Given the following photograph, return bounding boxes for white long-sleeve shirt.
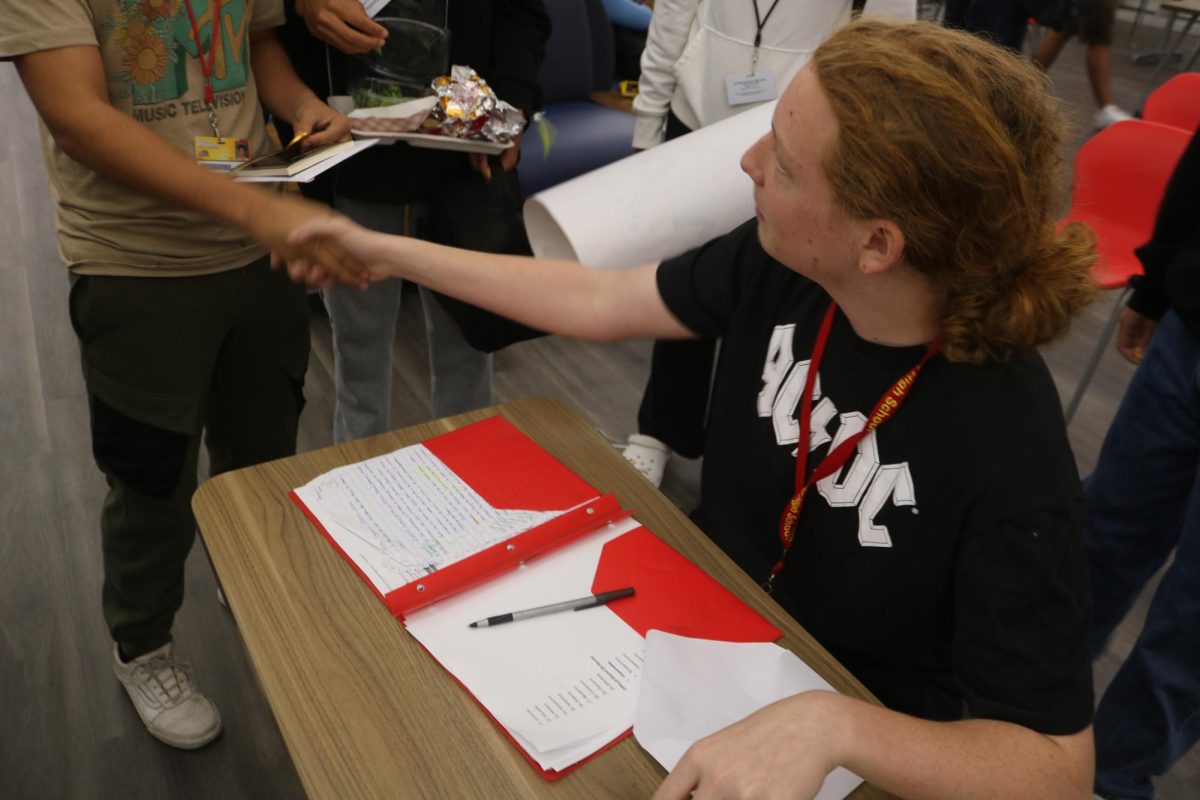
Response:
[631,0,853,148]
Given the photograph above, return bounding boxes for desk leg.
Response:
[1183,38,1200,72]
[1132,10,1180,65]
[1129,0,1152,45]
[1138,12,1197,109]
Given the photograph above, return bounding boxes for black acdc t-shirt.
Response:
[657,220,1093,735]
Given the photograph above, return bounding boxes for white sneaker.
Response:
[112,643,222,749]
[622,434,672,489]
[1093,104,1132,129]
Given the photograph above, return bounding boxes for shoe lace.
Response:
[133,653,195,707]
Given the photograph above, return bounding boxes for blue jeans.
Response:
[324,196,493,442]
[1085,310,1200,800]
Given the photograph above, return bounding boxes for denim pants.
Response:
[324,196,493,442]
[1085,310,1200,800]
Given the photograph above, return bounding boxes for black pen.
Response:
[468,587,636,628]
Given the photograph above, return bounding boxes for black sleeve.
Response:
[655,219,763,339]
[487,0,552,118]
[1129,128,1200,321]
[952,500,1094,735]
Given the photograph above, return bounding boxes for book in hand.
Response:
[233,138,357,177]
[290,416,782,779]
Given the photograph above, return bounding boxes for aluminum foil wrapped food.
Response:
[428,65,526,143]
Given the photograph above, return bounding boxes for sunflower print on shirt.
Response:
[104,0,254,106]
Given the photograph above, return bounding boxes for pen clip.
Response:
[284,130,311,153]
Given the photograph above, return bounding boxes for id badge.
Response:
[725,72,778,106]
[194,136,252,170]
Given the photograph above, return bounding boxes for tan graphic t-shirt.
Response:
[0,0,283,276]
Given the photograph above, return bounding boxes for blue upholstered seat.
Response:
[518,0,636,198]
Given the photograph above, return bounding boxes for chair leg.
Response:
[1130,0,1151,44]
[1065,285,1133,425]
[1138,12,1197,110]
[1183,37,1200,72]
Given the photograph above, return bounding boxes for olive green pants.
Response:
[69,257,308,658]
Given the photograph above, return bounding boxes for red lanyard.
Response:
[183,0,223,134]
[765,302,942,591]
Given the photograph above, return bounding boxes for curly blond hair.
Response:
[812,19,1097,363]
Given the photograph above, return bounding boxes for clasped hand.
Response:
[279,215,391,289]
[238,191,366,289]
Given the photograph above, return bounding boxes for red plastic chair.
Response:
[1143,72,1200,133]
[1062,119,1192,423]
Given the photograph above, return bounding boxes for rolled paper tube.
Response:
[523,101,775,269]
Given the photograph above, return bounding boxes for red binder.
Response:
[291,416,781,779]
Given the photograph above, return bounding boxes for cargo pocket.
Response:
[68,275,91,341]
[88,393,192,501]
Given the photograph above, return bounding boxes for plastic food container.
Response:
[358,17,449,89]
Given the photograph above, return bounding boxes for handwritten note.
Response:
[293,444,559,594]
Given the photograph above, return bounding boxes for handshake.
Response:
[245,190,392,290]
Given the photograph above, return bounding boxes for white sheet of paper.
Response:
[234,138,377,183]
[293,442,569,594]
[523,100,772,268]
[634,632,864,800]
[511,721,630,773]
[405,518,646,764]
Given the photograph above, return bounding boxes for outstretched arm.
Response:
[288,216,696,342]
[655,691,1093,800]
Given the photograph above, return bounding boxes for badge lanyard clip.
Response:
[183,0,223,139]
[206,103,221,139]
[750,0,781,76]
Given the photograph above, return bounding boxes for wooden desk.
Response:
[589,90,635,114]
[193,397,891,799]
